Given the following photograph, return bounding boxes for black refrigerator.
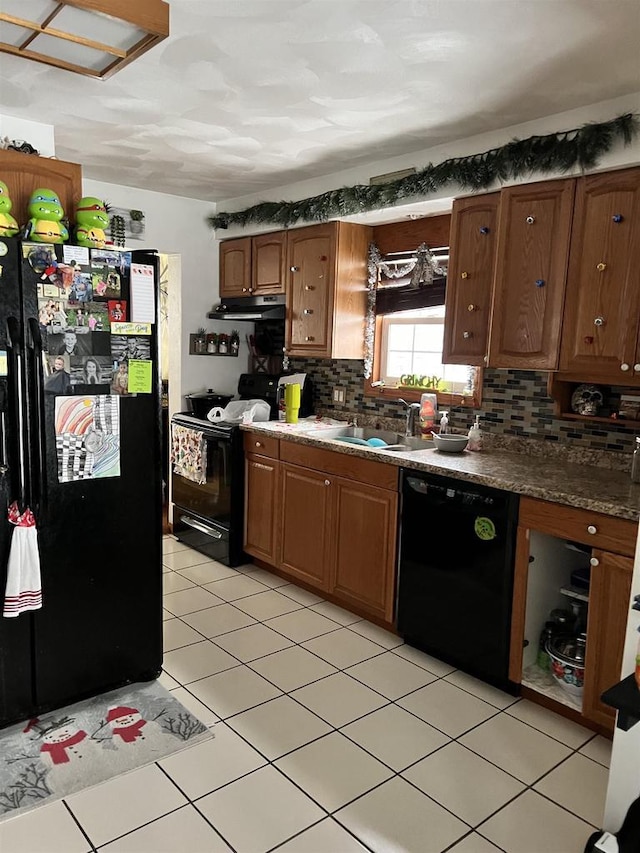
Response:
[0,238,163,729]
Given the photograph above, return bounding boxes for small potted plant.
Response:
[206,332,218,353]
[194,327,206,354]
[230,329,240,355]
[129,209,145,236]
[218,333,229,354]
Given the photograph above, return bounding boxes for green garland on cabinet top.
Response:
[209,113,638,230]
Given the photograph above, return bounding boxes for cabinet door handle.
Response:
[526,215,535,224]
[255,441,262,448]
[621,363,630,371]
[535,279,545,288]
[479,226,490,234]
[634,364,640,372]
[305,336,315,342]
[463,331,472,339]
[303,309,314,315]
[594,317,605,327]
[587,525,597,535]
[242,287,248,292]
[590,557,600,567]
[324,479,331,486]
[467,304,476,312]
[290,266,299,272]
[596,262,607,272]
[304,284,315,291]
[460,271,469,279]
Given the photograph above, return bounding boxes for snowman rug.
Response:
[0,680,212,821]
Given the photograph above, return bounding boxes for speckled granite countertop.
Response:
[241,421,640,522]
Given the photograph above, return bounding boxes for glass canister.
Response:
[419,392,437,439]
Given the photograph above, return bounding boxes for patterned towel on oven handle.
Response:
[171,424,207,485]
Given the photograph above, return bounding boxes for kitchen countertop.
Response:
[241,421,640,522]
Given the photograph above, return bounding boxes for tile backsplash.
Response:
[289,358,638,455]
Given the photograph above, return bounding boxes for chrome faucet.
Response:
[399,399,421,437]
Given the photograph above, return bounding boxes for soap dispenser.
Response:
[439,411,449,434]
[468,415,483,451]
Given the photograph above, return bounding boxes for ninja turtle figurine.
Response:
[0,180,19,237]
[75,196,109,248]
[23,187,68,243]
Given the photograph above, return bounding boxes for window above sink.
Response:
[364,219,482,408]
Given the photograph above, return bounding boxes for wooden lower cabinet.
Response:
[279,463,333,592]
[509,497,636,732]
[243,439,399,623]
[244,454,280,565]
[331,477,398,622]
[582,550,633,728]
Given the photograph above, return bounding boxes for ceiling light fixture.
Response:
[0,0,169,79]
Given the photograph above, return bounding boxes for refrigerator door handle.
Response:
[26,318,47,513]
[0,410,8,476]
[6,316,27,506]
[0,384,9,476]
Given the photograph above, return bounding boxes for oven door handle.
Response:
[180,514,223,540]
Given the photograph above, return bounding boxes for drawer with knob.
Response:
[519,496,637,557]
[243,431,280,460]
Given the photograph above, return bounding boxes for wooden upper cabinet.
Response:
[0,150,81,228]
[559,167,640,382]
[287,224,333,355]
[488,179,575,369]
[582,549,633,728]
[443,193,500,365]
[252,231,286,295]
[219,237,251,298]
[286,221,370,359]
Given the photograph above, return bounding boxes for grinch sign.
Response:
[400,374,446,391]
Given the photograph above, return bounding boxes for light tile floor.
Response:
[1,536,611,853]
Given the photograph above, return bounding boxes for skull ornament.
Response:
[571,384,604,416]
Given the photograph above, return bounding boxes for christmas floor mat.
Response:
[0,681,212,822]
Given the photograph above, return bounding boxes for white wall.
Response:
[0,115,55,157]
[82,179,254,406]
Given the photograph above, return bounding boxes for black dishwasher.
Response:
[397,470,519,691]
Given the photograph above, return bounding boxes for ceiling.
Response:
[0,0,639,203]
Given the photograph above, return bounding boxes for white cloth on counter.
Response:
[209,400,270,424]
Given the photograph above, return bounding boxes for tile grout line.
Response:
[61,799,98,853]
[161,552,607,849]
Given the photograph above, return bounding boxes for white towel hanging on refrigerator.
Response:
[3,502,42,618]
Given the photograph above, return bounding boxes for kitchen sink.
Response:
[383,436,429,452]
[313,426,399,444]
[309,426,430,452]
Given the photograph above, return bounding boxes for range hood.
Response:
[208,294,286,321]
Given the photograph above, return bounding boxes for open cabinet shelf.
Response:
[522,663,583,713]
[189,334,239,357]
[547,374,640,428]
